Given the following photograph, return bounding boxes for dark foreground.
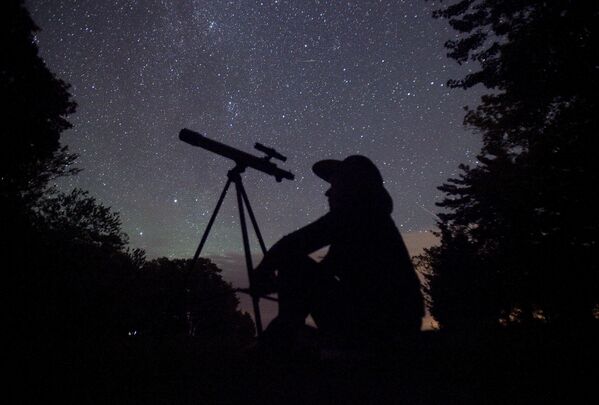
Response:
[19,326,598,404]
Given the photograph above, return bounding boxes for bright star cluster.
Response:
[28,0,482,264]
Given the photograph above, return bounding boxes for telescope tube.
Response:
[179,129,294,182]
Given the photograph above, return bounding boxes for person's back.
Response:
[320,207,424,342]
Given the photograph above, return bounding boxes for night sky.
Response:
[27,0,483,326]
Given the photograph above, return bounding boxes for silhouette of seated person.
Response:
[254,155,424,350]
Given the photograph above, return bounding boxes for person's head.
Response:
[312,155,392,213]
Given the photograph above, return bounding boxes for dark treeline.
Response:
[417,0,598,329]
[2,0,254,354]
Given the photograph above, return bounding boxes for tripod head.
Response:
[179,129,294,182]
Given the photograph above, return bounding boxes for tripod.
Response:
[187,163,276,336]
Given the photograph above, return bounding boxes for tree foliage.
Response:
[16,188,255,341]
[131,258,255,340]
[420,0,599,328]
[1,0,78,202]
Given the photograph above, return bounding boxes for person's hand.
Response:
[252,266,278,296]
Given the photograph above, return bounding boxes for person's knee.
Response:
[280,255,317,271]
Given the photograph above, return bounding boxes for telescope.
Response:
[179,129,294,182]
[179,128,292,335]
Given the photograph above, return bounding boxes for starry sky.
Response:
[27,1,483,323]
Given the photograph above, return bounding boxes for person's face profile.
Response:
[325,173,350,211]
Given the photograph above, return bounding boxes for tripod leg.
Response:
[234,179,264,336]
[238,181,268,255]
[189,178,232,269]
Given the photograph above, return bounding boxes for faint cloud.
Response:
[403,230,439,257]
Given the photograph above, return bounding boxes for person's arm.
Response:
[254,213,336,273]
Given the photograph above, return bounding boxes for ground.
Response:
[21,325,598,404]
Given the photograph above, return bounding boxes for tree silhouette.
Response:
[16,188,141,339]
[420,0,598,328]
[132,258,255,341]
[18,189,255,342]
[1,0,78,205]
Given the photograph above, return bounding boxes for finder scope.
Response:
[254,143,287,162]
[179,129,294,182]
